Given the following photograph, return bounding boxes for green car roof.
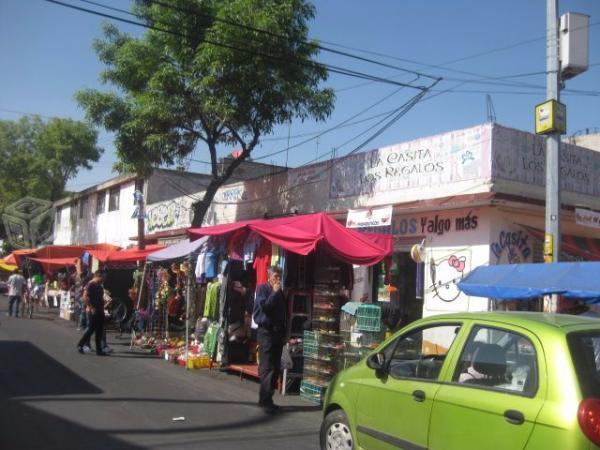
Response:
[420,311,600,333]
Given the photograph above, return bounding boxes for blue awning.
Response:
[458,262,600,301]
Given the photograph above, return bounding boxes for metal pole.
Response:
[185,256,192,368]
[545,0,561,312]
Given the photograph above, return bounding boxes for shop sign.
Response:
[393,211,478,237]
[146,201,192,233]
[492,126,599,197]
[575,208,600,230]
[329,125,491,199]
[346,205,393,228]
[490,230,532,264]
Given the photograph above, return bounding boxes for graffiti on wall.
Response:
[146,201,192,233]
[490,230,532,264]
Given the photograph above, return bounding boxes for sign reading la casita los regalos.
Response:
[329,125,492,199]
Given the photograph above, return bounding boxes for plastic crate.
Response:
[303,330,319,344]
[303,340,319,359]
[300,381,326,403]
[356,304,382,332]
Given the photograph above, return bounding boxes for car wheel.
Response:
[320,409,354,450]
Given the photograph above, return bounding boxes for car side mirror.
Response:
[367,352,387,371]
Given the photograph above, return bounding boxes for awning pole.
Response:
[185,255,192,367]
[130,262,149,351]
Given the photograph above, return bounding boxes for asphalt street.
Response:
[0,296,322,450]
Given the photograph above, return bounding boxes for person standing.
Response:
[7,269,26,318]
[252,266,286,413]
[77,270,108,356]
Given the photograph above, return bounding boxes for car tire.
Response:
[320,409,354,450]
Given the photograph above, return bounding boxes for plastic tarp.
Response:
[188,212,392,266]
[28,257,80,269]
[89,244,165,263]
[147,237,209,262]
[0,259,18,272]
[458,262,600,300]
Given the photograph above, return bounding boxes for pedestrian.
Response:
[77,270,109,356]
[7,269,26,318]
[252,266,286,413]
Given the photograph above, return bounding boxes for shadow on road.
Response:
[0,392,144,450]
[0,341,102,398]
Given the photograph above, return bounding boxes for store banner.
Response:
[346,205,393,228]
[575,208,600,230]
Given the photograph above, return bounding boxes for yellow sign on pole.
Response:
[544,233,554,263]
[535,99,567,135]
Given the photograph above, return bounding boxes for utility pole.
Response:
[545,0,561,312]
[135,179,146,250]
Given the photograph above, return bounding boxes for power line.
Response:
[46,0,432,91]
[132,0,441,82]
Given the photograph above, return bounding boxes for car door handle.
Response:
[504,409,525,425]
[412,390,426,402]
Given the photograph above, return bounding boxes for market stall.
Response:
[185,212,392,399]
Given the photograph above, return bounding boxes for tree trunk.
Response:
[190,180,221,227]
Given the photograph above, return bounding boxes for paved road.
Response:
[0,297,322,450]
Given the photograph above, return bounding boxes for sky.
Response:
[1,0,599,193]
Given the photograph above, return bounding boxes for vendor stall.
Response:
[184,212,392,400]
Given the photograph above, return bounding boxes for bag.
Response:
[281,344,293,370]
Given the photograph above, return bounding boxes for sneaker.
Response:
[96,351,110,356]
[77,346,85,354]
[82,345,92,354]
[102,346,113,354]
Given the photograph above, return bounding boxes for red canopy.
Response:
[29,257,80,270]
[188,212,392,266]
[4,249,36,266]
[88,244,165,263]
[520,225,600,261]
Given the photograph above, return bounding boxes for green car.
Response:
[320,312,600,450]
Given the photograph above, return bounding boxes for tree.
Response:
[0,116,102,207]
[76,0,334,227]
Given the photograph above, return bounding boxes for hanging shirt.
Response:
[195,252,206,279]
[253,239,272,285]
[243,234,261,264]
[205,252,217,279]
[203,281,221,319]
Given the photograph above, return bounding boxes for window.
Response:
[96,191,106,215]
[56,207,62,225]
[108,187,120,212]
[386,324,461,380]
[453,326,538,396]
[70,202,77,223]
[568,332,600,398]
[79,196,88,219]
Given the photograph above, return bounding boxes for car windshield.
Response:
[567,331,600,398]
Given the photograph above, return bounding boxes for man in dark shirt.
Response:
[77,270,108,356]
[252,266,286,413]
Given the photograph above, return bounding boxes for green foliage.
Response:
[0,116,102,208]
[77,0,334,224]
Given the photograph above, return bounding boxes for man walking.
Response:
[7,269,26,317]
[252,266,286,413]
[77,270,108,356]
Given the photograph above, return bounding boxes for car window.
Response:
[567,332,600,398]
[453,326,538,396]
[387,324,461,381]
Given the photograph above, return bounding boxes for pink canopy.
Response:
[188,212,392,266]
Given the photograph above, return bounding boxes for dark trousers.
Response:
[8,296,21,317]
[257,327,284,406]
[78,313,105,354]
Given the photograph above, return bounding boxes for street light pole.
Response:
[545,0,561,312]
